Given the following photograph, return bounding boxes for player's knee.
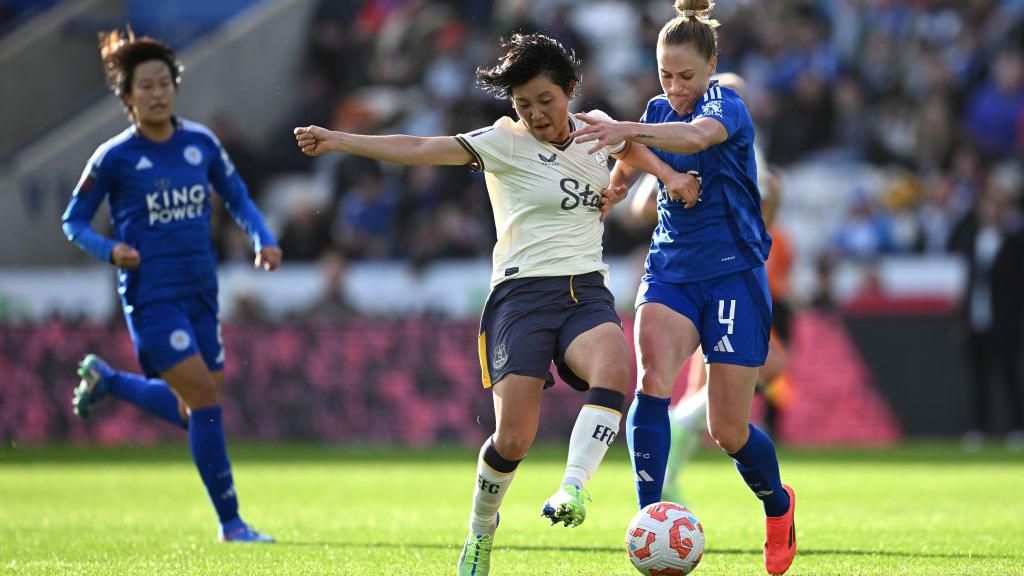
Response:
[171,377,220,409]
[709,422,747,454]
[637,370,673,397]
[591,361,631,393]
[492,429,534,461]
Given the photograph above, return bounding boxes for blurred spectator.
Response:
[302,249,357,323]
[210,115,268,201]
[833,190,896,260]
[916,173,960,254]
[231,288,271,324]
[964,50,1024,159]
[278,194,333,262]
[810,253,838,312]
[948,163,1024,447]
[335,160,400,259]
[228,0,1024,267]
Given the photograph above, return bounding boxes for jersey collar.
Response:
[549,115,575,151]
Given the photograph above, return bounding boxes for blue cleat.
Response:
[72,354,113,419]
[219,520,274,543]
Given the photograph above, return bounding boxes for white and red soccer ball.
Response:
[626,502,705,576]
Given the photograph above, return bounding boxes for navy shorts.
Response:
[636,266,772,367]
[124,292,224,378]
[478,271,621,390]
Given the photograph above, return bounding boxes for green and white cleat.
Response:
[663,415,695,504]
[541,484,591,527]
[457,531,494,576]
[72,354,113,420]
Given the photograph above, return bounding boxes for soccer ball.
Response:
[625,502,705,576]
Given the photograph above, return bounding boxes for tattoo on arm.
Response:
[636,133,656,141]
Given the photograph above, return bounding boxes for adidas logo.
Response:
[712,335,734,353]
[135,155,153,170]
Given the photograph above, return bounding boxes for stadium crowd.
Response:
[198,0,1024,270]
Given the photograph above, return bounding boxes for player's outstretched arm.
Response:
[574,113,727,156]
[294,125,472,167]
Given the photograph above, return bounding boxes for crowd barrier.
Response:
[0,311,900,445]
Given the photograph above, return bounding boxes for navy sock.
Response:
[626,392,671,509]
[188,406,240,525]
[729,423,790,517]
[107,371,187,429]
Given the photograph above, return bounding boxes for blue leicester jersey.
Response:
[642,81,771,283]
[62,118,277,307]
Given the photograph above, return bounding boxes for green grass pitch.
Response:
[1,444,1022,575]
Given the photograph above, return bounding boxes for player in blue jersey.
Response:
[296,33,697,576]
[571,1,797,574]
[61,29,279,543]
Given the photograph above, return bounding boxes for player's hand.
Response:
[599,185,628,222]
[664,170,702,209]
[572,112,628,155]
[110,243,140,269]
[256,246,282,271]
[293,125,334,157]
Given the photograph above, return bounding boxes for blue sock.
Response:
[729,423,790,517]
[626,392,671,509]
[107,372,187,429]
[188,406,240,526]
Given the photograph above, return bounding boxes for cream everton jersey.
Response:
[456,111,626,288]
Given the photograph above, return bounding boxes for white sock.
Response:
[469,441,516,536]
[671,385,708,435]
[562,404,621,489]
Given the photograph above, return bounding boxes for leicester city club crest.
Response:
[183,145,203,166]
[170,329,191,351]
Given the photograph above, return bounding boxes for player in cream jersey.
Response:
[456,111,625,287]
[295,33,697,576]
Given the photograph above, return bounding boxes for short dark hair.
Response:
[475,33,580,100]
[98,28,182,116]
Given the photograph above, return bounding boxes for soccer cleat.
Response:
[457,532,494,576]
[662,415,695,504]
[219,521,275,543]
[541,484,590,527]
[764,484,797,575]
[72,354,113,419]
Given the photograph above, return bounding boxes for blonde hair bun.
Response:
[674,0,715,20]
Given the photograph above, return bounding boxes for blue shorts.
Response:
[478,271,621,390]
[124,292,224,378]
[636,266,771,367]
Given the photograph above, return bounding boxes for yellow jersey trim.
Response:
[582,403,622,417]
[478,332,492,389]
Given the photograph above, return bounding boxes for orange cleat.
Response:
[764,484,796,575]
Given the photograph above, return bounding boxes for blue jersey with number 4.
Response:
[62,117,276,308]
[641,81,771,284]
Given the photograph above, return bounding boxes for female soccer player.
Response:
[571,2,798,574]
[295,33,696,576]
[62,29,280,543]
